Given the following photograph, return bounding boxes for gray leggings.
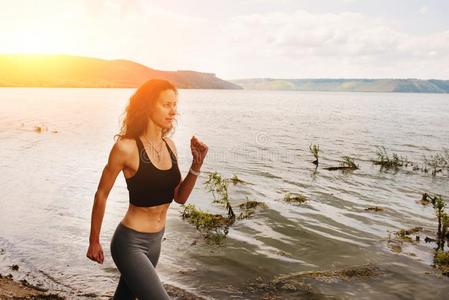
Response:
[110,222,171,300]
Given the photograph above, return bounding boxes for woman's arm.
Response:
[87,139,129,263]
[174,170,200,205]
[166,136,208,205]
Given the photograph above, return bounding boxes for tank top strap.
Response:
[135,137,147,162]
[162,138,177,161]
[135,136,144,150]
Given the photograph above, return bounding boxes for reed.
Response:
[309,144,320,165]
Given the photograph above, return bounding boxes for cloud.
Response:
[419,5,429,15]
[1,1,447,79]
[212,9,449,79]
[84,0,142,18]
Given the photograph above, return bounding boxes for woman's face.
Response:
[149,89,178,129]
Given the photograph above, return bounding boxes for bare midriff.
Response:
[120,202,170,233]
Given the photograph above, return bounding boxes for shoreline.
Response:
[0,272,207,300]
[0,273,64,299]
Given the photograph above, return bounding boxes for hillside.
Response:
[0,54,241,89]
[230,78,449,93]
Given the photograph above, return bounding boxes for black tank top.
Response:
[125,137,181,207]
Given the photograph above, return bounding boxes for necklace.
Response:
[143,137,164,162]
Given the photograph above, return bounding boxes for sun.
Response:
[7,26,71,54]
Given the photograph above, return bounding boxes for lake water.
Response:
[1,88,449,299]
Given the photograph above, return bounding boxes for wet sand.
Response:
[0,272,206,300]
[0,273,63,299]
[0,273,205,300]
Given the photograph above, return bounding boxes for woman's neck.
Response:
[142,124,163,142]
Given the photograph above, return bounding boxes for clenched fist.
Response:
[86,242,104,264]
[190,135,208,170]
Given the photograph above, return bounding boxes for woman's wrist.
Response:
[89,237,100,244]
[189,168,200,176]
[190,163,202,172]
[190,163,202,176]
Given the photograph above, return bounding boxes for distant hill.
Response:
[0,54,241,89]
[230,78,449,93]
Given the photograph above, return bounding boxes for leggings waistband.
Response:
[117,222,165,238]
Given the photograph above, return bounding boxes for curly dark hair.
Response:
[114,79,178,141]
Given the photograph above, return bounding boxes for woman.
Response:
[86,79,208,299]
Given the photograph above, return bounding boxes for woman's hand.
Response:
[86,242,104,264]
[190,135,208,170]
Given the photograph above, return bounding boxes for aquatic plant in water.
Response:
[432,195,449,250]
[434,250,449,275]
[424,152,448,176]
[180,204,233,244]
[242,264,382,299]
[341,156,358,169]
[237,198,267,220]
[283,192,307,204]
[365,206,384,212]
[372,146,408,170]
[181,171,263,244]
[204,171,235,220]
[229,174,246,185]
[309,144,320,165]
[395,227,423,242]
[416,193,449,275]
[324,156,359,171]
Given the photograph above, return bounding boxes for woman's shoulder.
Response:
[114,136,138,156]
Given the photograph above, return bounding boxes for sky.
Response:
[1,0,448,80]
